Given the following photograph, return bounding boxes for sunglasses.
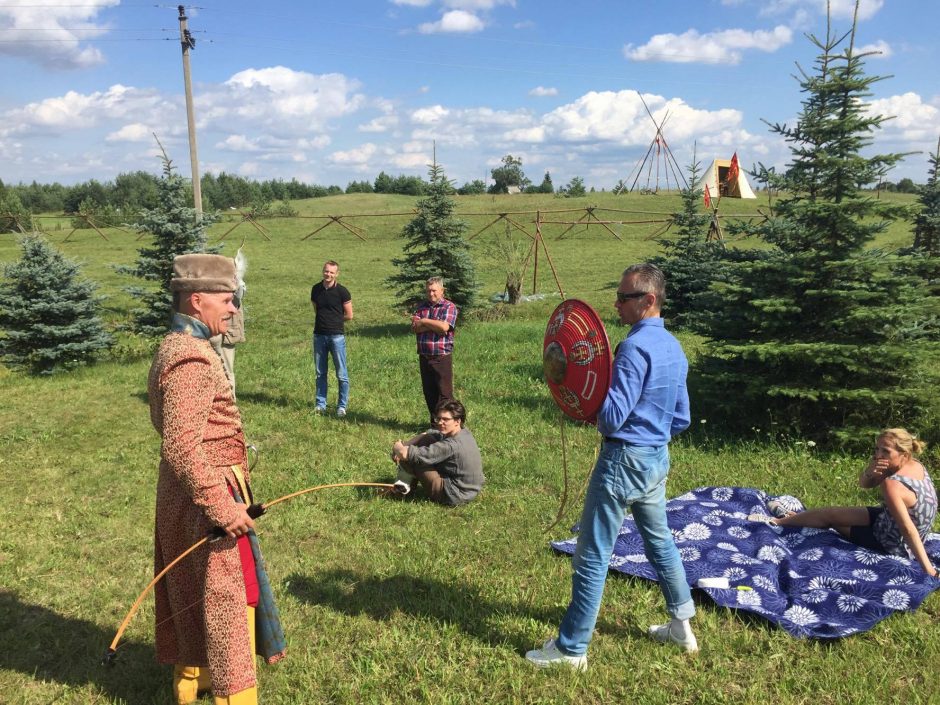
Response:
[616,291,648,303]
[434,416,456,423]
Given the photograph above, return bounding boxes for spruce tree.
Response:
[912,137,940,256]
[123,151,218,335]
[696,2,934,446]
[387,162,479,311]
[0,235,112,374]
[651,159,725,331]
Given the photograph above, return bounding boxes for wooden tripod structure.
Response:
[519,212,566,298]
[213,212,273,243]
[617,92,688,195]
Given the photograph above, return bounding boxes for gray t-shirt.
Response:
[406,428,484,505]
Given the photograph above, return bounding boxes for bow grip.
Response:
[209,504,265,540]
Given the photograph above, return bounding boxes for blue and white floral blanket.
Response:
[551,486,940,638]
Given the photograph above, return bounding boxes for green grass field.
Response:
[0,191,936,704]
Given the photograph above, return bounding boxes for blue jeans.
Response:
[556,442,694,656]
[313,334,349,409]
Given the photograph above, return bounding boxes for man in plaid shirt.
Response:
[411,276,458,421]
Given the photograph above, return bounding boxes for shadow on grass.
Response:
[286,569,560,653]
[0,590,167,703]
[349,323,410,339]
[237,393,419,432]
[237,389,298,409]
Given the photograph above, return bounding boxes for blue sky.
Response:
[1,0,937,189]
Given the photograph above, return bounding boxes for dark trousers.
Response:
[418,353,453,419]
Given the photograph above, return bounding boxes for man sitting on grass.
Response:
[390,399,484,506]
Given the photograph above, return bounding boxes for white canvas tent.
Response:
[698,158,757,199]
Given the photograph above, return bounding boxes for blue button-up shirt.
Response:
[596,317,691,446]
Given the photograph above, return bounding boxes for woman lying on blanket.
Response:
[766,428,938,577]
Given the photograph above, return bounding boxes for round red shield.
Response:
[543,299,612,423]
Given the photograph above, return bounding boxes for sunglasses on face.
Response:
[434,416,455,423]
[616,291,647,303]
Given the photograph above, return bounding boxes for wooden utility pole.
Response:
[178,5,202,216]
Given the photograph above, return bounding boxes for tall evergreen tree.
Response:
[538,171,554,194]
[696,2,934,446]
[0,235,112,374]
[122,150,218,335]
[651,159,726,331]
[387,162,478,311]
[912,137,940,256]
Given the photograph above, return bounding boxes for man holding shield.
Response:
[527,263,695,671]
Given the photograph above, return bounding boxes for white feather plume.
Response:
[234,247,247,302]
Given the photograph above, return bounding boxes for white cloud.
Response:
[625,25,793,64]
[514,20,535,29]
[866,92,940,143]
[105,123,152,143]
[392,151,431,168]
[759,0,883,21]
[828,0,883,20]
[216,135,262,152]
[0,0,117,69]
[856,40,891,58]
[328,142,378,165]
[529,86,558,97]
[503,126,545,143]
[297,136,332,150]
[359,115,400,133]
[2,85,170,136]
[211,67,364,130]
[418,10,485,34]
[412,105,450,124]
[541,91,743,147]
[392,0,434,5]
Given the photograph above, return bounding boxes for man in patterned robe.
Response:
[149,254,285,705]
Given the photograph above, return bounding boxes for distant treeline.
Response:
[0,169,450,215]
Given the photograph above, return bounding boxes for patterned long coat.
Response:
[148,332,256,697]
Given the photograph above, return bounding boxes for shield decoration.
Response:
[543,299,612,423]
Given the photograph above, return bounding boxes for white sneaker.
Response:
[525,639,587,672]
[648,619,698,653]
[336,407,347,418]
[395,467,415,492]
[392,480,412,495]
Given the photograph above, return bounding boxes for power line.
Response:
[0,3,166,6]
[0,27,196,31]
[0,37,172,42]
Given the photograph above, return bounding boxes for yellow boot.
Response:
[173,664,211,704]
[212,686,258,705]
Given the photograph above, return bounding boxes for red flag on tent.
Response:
[703,184,712,209]
[726,152,739,185]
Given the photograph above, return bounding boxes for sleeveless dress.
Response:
[872,470,938,558]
